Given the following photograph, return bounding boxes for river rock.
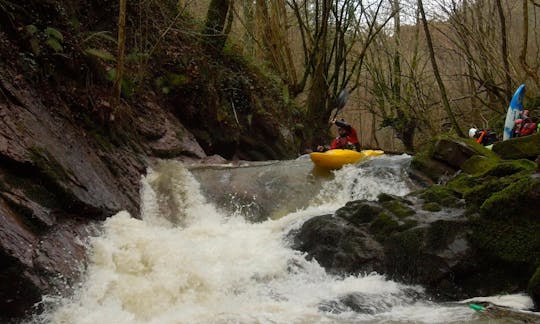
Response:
[292,213,385,274]
[492,133,540,160]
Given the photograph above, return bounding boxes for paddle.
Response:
[330,89,349,121]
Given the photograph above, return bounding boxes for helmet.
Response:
[515,118,523,125]
[468,128,477,138]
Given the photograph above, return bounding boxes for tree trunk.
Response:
[519,0,540,86]
[112,0,127,121]
[306,0,331,147]
[203,0,231,50]
[243,0,254,56]
[495,0,512,99]
[418,0,465,138]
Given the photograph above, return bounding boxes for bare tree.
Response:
[286,0,395,145]
[418,0,464,137]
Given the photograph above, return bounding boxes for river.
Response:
[32,154,535,323]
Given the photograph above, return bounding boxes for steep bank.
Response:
[0,1,299,320]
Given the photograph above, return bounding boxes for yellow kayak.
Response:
[309,149,384,170]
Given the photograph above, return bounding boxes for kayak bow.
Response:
[309,149,384,170]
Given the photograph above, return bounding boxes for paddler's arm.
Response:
[333,118,351,130]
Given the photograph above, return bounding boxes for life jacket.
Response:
[330,136,357,150]
[331,122,360,150]
[520,122,537,136]
[475,129,497,146]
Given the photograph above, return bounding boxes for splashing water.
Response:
[33,155,533,323]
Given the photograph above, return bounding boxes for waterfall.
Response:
[33,155,532,323]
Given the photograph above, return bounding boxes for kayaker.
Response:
[468,128,497,146]
[512,117,537,137]
[317,118,360,152]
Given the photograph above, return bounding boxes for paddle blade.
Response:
[336,89,349,110]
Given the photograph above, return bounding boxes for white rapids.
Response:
[33,155,533,323]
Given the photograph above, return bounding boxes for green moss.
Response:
[461,155,499,175]
[387,228,425,254]
[378,193,413,205]
[470,218,540,265]
[463,176,517,211]
[370,212,400,241]
[492,132,540,160]
[382,200,416,218]
[446,173,478,195]
[482,160,536,177]
[418,185,460,207]
[447,157,536,213]
[89,129,114,151]
[480,177,540,219]
[422,202,442,212]
[335,201,382,225]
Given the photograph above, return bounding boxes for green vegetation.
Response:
[422,202,442,212]
[370,212,400,242]
[418,185,461,207]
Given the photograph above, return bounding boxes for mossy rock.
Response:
[470,218,540,265]
[418,185,461,207]
[387,228,425,254]
[425,220,469,252]
[481,159,536,177]
[462,175,520,211]
[432,136,496,168]
[461,155,500,175]
[447,159,536,212]
[410,149,457,182]
[370,212,400,241]
[378,193,413,205]
[334,200,383,226]
[382,200,416,218]
[422,202,442,212]
[400,218,419,231]
[446,173,479,196]
[480,176,540,220]
[492,133,540,160]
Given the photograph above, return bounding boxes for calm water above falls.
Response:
[34,155,534,323]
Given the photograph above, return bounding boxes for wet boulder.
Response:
[292,212,385,275]
[291,194,478,300]
[492,133,540,160]
[410,136,493,183]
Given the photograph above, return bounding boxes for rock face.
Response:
[0,64,207,319]
[293,136,540,307]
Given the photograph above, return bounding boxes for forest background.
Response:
[3,0,540,154]
[188,0,540,153]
